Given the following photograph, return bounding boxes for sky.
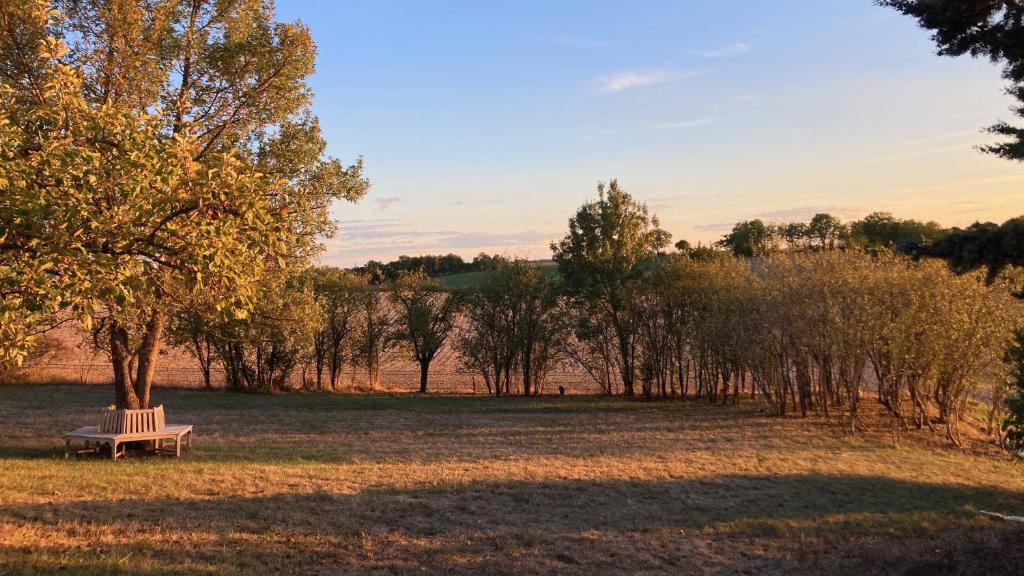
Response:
[274,0,1024,267]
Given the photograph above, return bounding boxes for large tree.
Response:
[718,219,778,257]
[849,211,947,249]
[389,271,459,393]
[551,180,670,396]
[0,1,367,407]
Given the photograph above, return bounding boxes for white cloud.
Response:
[690,42,750,59]
[597,69,694,92]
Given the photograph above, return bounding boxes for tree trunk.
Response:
[201,337,212,388]
[110,320,140,409]
[522,347,532,397]
[367,356,379,391]
[131,308,165,409]
[418,358,429,393]
[314,345,324,390]
[329,343,343,390]
[619,338,635,397]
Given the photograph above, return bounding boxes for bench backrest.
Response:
[99,405,165,434]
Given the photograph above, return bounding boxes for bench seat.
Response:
[65,424,193,460]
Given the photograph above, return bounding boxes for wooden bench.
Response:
[64,405,194,460]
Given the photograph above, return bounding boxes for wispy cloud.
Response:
[654,118,716,129]
[898,129,981,147]
[693,221,736,231]
[753,205,864,222]
[596,69,697,92]
[323,220,560,266]
[644,194,688,212]
[979,174,1024,184]
[689,42,750,59]
[373,196,402,211]
[863,144,971,164]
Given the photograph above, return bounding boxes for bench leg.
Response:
[175,435,181,458]
[64,439,70,459]
[186,431,193,451]
[111,440,118,461]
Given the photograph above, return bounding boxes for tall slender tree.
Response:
[552,180,670,396]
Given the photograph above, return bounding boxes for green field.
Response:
[438,261,559,289]
[1,385,1022,575]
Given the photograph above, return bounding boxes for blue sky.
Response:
[275,1,1024,266]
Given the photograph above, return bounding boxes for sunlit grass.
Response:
[0,385,1021,575]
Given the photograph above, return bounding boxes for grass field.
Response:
[1,385,1023,575]
[438,261,558,289]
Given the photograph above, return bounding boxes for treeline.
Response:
[169,262,564,396]
[351,253,508,283]
[620,252,1017,445]
[926,218,1024,284]
[551,182,1022,446]
[169,268,454,394]
[714,212,947,257]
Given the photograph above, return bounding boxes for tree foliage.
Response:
[849,211,946,249]
[352,286,401,391]
[552,179,670,396]
[1003,328,1024,452]
[716,212,945,256]
[354,253,505,283]
[306,267,365,391]
[0,0,367,406]
[925,216,1024,282]
[390,271,460,393]
[456,260,566,396]
[623,251,1020,445]
[718,219,778,256]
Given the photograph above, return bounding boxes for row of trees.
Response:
[163,177,1018,448]
[169,268,454,394]
[631,253,1017,445]
[168,262,566,397]
[716,212,948,257]
[550,183,1022,445]
[352,253,508,283]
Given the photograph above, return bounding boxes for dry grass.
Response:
[0,385,1022,575]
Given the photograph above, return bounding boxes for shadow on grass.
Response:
[0,383,747,416]
[1,384,777,463]
[2,474,1023,575]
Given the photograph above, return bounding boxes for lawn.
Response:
[0,386,1022,575]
